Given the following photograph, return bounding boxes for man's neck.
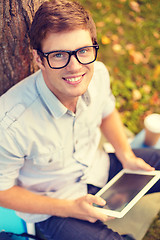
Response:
[64,99,78,113]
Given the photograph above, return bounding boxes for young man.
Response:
[0,0,159,239]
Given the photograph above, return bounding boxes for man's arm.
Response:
[100,108,154,171]
[0,185,109,223]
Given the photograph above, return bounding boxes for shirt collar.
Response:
[36,71,67,119]
[35,70,91,118]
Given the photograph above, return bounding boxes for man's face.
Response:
[34,29,95,109]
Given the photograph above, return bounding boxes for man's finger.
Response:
[86,194,106,206]
[138,158,155,171]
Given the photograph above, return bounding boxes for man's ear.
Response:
[32,50,45,70]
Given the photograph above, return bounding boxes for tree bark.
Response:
[0,0,46,96]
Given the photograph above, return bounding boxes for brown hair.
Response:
[29,0,97,51]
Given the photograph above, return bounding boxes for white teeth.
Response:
[65,76,81,82]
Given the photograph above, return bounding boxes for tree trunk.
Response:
[0,0,46,96]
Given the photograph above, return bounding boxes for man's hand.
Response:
[0,186,113,223]
[100,109,155,172]
[118,152,155,171]
[67,194,112,223]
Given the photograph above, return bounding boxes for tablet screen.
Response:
[100,173,154,212]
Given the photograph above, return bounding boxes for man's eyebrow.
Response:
[43,45,93,53]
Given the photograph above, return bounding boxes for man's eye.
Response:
[49,52,68,62]
[54,53,64,58]
[78,47,92,56]
[79,49,87,54]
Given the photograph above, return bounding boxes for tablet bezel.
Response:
[95,169,160,218]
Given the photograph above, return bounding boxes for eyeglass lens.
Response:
[47,46,97,69]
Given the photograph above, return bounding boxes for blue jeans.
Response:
[36,148,160,240]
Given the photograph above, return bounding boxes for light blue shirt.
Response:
[0,61,115,222]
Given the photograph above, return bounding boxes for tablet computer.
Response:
[94,169,160,218]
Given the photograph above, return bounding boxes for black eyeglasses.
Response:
[37,45,99,69]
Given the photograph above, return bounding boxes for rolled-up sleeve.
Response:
[0,128,24,190]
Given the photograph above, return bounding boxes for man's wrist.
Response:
[115,149,135,165]
[49,198,74,218]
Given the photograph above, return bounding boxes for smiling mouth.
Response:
[63,74,85,84]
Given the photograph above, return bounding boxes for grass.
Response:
[143,211,160,240]
[78,0,160,134]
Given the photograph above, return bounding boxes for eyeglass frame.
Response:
[37,44,99,69]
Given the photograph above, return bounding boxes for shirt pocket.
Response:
[32,148,64,171]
